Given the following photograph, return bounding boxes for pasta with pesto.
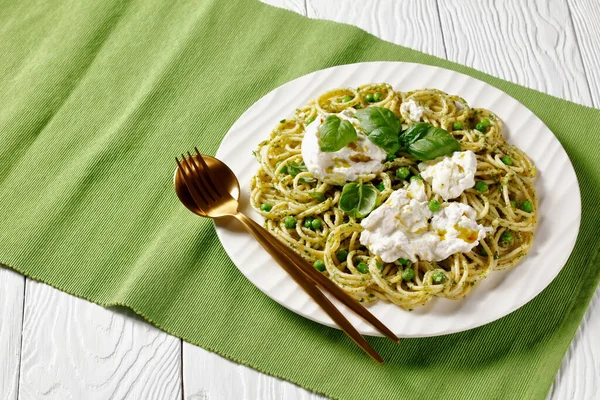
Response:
[251,83,537,310]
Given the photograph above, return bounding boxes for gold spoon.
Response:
[174,149,399,363]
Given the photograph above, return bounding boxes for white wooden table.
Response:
[1,1,599,399]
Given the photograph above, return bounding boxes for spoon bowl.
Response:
[174,155,240,217]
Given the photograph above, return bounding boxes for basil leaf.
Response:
[355,106,401,134]
[354,107,402,154]
[407,126,461,160]
[319,115,357,152]
[400,122,430,147]
[287,161,306,177]
[367,126,401,155]
[287,161,316,182]
[288,161,316,181]
[339,182,378,218]
[299,176,316,183]
[355,184,378,217]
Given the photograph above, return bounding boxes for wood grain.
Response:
[306,0,446,58]
[262,0,306,16]
[437,0,592,106]
[567,0,600,107]
[1,1,598,399]
[18,280,182,400]
[183,343,325,400]
[548,288,600,400]
[0,267,25,400]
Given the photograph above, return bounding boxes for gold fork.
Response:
[175,149,399,363]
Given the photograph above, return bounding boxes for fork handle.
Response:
[235,213,398,343]
[233,212,384,364]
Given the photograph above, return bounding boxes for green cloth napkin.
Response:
[1,0,599,398]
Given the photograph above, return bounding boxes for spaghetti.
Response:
[251,83,537,309]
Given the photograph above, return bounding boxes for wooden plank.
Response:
[306,0,447,58]
[0,267,25,400]
[182,343,325,400]
[262,0,306,15]
[18,279,182,400]
[567,0,600,107]
[437,0,593,106]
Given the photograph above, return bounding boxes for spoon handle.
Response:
[233,212,384,364]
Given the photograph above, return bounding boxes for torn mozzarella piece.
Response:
[360,180,431,262]
[359,180,490,263]
[429,203,491,261]
[400,99,425,122]
[418,151,477,200]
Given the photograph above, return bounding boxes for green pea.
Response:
[501,156,513,166]
[452,121,464,130]
[283,216,296,229]
[356,262,369,274]
[401,268,415,281]
[432,271,446,284]
[310,218,322,230]
[396,167,410,180]
[306,117,315,125]
[377,183,385,191]
[260,203,272,212]
[376,262,384,271]
[479,247,488,256]
[500,231,513,244]
[309,191,325,202]
[475,123,486,132]
[276,161,288,174]
[398,258,409,266]
[480,118,491,128]
[313,260,326,272]
[365,93,375,102]
[373,91,383,102]
[494,252,500,260]
[428,200,441,212]
[510,200,517,208]
[474,181,488,192]
[342,95,353,103]
[410,175,422,182]
[336,249,349,263]
[520,200,534,213]
[303,217,313,228]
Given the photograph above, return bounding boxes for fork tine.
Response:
[182,153,216,203]
[187,151,220,201]
[177,156,209,209]
[194,147,222,197]
[181,155,209,200]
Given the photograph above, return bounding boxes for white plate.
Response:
[214,62,581,337]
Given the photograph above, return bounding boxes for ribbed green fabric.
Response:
[1,0,599,398]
